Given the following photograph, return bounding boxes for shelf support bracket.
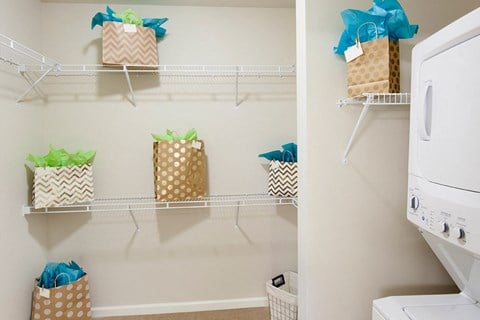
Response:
[342,98,372,164]
[20,71,46,101]
[17,67,52,103]
[128,205,140,232]
[235,201,241,228]
[123,66,137,108]
[234,68,240,107]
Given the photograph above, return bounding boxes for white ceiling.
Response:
[41,0,295,8]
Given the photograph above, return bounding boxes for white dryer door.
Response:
[417,34,480,192]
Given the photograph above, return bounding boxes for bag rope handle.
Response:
[54,273,71,288]
[356,21,379,43]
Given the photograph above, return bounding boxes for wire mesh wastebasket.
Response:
[266,271,298,320]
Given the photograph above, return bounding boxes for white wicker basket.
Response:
[266,271,298,320]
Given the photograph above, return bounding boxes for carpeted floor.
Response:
[95,307,270,320]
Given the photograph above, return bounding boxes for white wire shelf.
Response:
[23,194,296,215]
[0,32,295,107]
[337,92,410,107]
[23,194,297,230]
[339,93,411,163]
[0,33,58,68]
[22,64,296,77]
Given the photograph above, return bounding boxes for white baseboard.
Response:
[92,296,268,318]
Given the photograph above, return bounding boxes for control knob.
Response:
[410,196,420,211]
[436,222,449,234]
[452,227,466,240]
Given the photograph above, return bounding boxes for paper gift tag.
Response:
[345,40,364,62]
[271,161,280,170]
[39,287,50,299]
[123,24,137,33]
[192,141,202,150]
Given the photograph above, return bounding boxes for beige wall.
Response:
[297,1,479,320]
[0,0,48,319]
[38,2,297,315]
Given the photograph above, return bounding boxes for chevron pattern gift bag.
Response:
[32,165,94,209]
[102,21,158,66]
[267,160,298,197]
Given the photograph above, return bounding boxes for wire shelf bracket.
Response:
[338,93,411,163]
[22,194,298,230]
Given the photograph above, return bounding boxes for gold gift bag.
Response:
[102,21,158,66]
[31,274,92,320]
[346,24,400,97]
[153,140,207,201]
[32,164,94,209]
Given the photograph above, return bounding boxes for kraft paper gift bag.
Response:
[102,21,158,66]
[268,160,298,197]
[346,37,400,97]
[32,164,94,209]
[31,274,92,320]
[153,140,207,201]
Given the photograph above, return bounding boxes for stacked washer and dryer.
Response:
[373,7,480,320]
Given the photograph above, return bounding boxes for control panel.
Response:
[408,175,480,254]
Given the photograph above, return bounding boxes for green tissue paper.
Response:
[151,128,198,141]
[113,8,143,26]
[27,146,96,168]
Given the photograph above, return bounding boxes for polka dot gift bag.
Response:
[31,273,92,320]
[346,22,400,97]
[152,129,207,201]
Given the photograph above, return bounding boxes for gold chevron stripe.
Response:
[32,164,94,209]
[102,22,158,66]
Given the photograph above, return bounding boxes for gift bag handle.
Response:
[356,22,379,43]
[54,273,71,288]
[282,150,295,163]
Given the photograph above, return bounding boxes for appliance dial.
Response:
[453,228,465,240]
[436,222,449,233]
[410,196,420,210]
